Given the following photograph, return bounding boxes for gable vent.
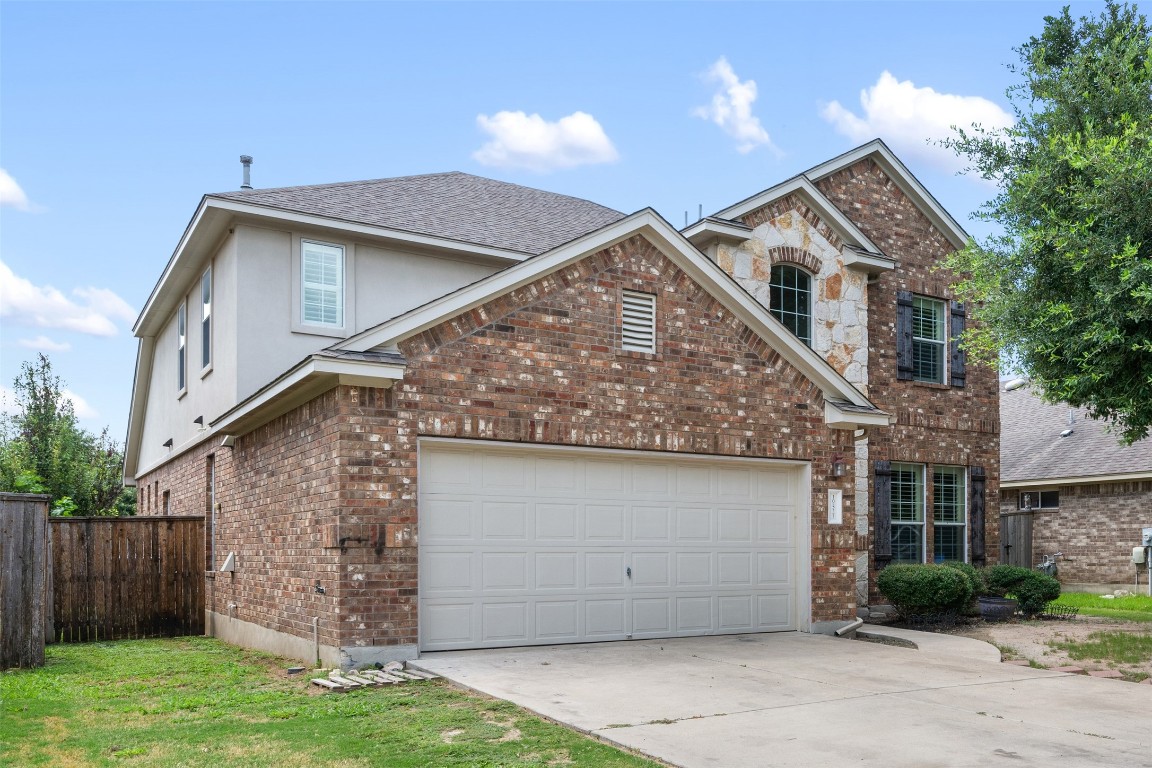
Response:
[621,290,657,353]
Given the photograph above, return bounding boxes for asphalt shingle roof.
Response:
[211,172,625,256]
[1000,387,1152,483]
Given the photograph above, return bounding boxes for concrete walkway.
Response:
[856,624,1004,664]
[414,632,1152,768]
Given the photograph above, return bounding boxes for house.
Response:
[1000,386,1152,585]
[124,140,1000,667]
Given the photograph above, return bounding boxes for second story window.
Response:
[912,296,946,383]
[301,240,345,328]
[897,291,965,386]
[176,302,187,394]
[769,265,812,346]
[201,267,212,371]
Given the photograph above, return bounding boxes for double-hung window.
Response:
[769,265,812,346]
[933,467,966,562]
[176,302,187,394]
[890,463,925,563]
[301,240,345,328]
[200,267,212,371]
[912,296,946,383]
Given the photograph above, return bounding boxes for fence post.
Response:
[0,493,50,668]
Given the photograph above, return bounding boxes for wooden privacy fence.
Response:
[51,516,205,642]
[1,493,51,668]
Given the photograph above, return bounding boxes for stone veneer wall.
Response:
[1001,483,1152,584]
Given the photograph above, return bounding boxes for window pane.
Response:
[893,524,924,563]
[934,526,964,563]
[913,339,943,383]
[301,242,344,326]
[933,468,965,524]
[769,265,812,347]
[891,463,923,522]
[912,297,946,383]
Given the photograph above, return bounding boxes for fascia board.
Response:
[1001,471,1152,489]
[803,140,969,250]
[206,198,532,263]
[331,210,662,352]
[209,356,405,435]
[712,177,883,255]
[337,208,878,415]
[122,337,154,484]
[134,198,218,335]
[681,219,752,246]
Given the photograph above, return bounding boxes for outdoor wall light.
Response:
[831,454,848,477]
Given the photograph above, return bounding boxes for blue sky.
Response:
[0,1,1103,442]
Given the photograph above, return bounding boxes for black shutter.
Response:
[896,291,914,381]
[874,461,893,565]
[950,301,967,388]
[969,466,986,566]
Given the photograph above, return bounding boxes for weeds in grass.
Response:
[1048,631,1152,665]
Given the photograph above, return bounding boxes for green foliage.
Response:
[0,354,134,516]
[982,564,1061,616]
[942,2,1152,443]
[1049,630,1152,664]
[0,638,655,767]
[877,563,974,617]
[941,561,987,609]
[1050,591,1152,622]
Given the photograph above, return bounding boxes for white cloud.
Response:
[821,71,1013,172]
[694,58,778,155]
[0,260,136,337]
[62,389,98,420]
[0,385,96,419]
[473,111,619,172]
[0,169,34,211]
[18,335,72,353]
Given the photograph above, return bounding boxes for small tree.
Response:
[0,354,133,516]
[943,1,1152,443]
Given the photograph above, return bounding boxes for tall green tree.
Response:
[0,354,133,515]
[943,1,1152,442]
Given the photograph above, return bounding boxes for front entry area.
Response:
[418,439,809,651]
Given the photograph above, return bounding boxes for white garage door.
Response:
[418,440,807,652]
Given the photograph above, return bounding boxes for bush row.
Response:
[877,562,1060,619]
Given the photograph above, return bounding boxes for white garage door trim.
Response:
[417,438,812,652]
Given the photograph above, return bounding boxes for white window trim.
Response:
[932,466,967,563]
[890,462,925,563]
[769,264,813,347]
[200,265,213,377]
[292,236,355,337]
[176,301,188,398]
[912,295,947,384]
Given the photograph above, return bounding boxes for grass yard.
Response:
[1049,592,1152,623]
[0,637,658,768]
[1049,631,1152,666]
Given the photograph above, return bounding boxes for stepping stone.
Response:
[1052,666,1085,674]
[1086,670,1125,678]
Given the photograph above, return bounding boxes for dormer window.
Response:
[769,265,812,346]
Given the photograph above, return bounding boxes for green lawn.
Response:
[1050,592,1152,623]
[1,637,657,768]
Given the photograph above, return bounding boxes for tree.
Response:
[943,1,1152,443]
[0,354,134,515]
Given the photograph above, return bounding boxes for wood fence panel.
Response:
[50,516,204,643]
[0,493,50,668]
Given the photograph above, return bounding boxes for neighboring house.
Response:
[124,140,999,667]
[1000,386,1152,584]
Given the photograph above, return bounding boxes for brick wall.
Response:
[1002,483,1152,584]
[815,159,1001,597]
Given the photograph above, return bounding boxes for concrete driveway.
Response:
[413,631,1152,768]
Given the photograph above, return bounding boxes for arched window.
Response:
[769,264,812,346]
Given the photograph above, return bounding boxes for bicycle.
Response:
[1036,551,1062,578]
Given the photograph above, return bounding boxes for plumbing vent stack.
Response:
[240,155,253,189]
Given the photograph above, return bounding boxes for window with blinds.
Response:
[301,240,344,327]
[621,290,656,353]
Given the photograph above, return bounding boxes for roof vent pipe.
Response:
[240,155,253,189]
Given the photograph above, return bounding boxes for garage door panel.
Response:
[585,552,627,588]
[419,443,803,651]
[536,503,578,540]
[536,552,578,589]
[482,602,529,642]
[482,501,528,540]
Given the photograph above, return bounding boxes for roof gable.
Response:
[331,209,887,428]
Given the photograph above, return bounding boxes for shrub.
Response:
[942,562,986,603]
[981,565,1061,617]
[877,563,973,617]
